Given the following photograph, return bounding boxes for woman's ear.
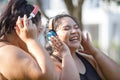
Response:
[48,18,54,30]
[14,16,21,34]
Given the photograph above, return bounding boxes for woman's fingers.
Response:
[50,36,63,51]
[81,32,91,43]
[81,32,86,41]
[15,16,23,35]
[15,14,38,42]
[16,14,30,30]
[86,32,91,41]
[23,15,28,29]
[16,16,23,29]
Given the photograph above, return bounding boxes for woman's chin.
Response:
[69,44,80,50]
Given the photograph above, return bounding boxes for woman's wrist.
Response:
[25,39,38,45]
[61,49,71,58]
[25,39,41,52]
[92,48,100,58]
[53,49,70,58]
[52,51,71,63]
[62,53,70,58]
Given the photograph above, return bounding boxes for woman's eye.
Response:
[74,25,79,29]
[63,27,69,30]
[63,26,70,30]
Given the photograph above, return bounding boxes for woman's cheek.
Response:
[57,31,68,41]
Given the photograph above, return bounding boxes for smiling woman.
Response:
[46,14,120,80]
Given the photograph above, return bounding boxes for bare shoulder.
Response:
[77,52,94,60]
[77,52,97,68]
[0,44,29,62]
[0,45,41,79]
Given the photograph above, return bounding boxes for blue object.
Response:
[46,30,57,41]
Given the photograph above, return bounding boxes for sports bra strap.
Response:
[76,52,101,80]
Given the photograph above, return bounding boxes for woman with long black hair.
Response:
[0,0,58,80]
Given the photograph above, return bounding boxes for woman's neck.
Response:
[69,47,77,56]
[3,32,28,52]
[6,33,19,45]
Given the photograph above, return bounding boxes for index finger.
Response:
[81,32,86,41]
[23,14,28,28]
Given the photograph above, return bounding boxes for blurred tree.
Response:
[103,0,120,5]
[36,0,49,19]
[35,0,84,31]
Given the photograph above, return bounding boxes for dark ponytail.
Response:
[0,0,41,37]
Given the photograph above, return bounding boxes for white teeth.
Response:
[72,37,77,39]
[70,36,78,41]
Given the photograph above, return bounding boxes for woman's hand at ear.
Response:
[80,32,98,56]
[15,14,37,43]
[49,36,70,58]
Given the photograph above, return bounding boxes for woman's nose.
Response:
[71,28,77,33]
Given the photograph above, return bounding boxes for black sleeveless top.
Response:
[76,53,101,80]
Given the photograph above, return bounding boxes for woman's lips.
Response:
[69,36,79,41]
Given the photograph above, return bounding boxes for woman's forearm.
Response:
[61,54,80,80]
[26,39,58,80]
[93,49,120,80]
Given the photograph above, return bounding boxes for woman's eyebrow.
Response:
[63,24,70,27]
[73,24,78,26]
